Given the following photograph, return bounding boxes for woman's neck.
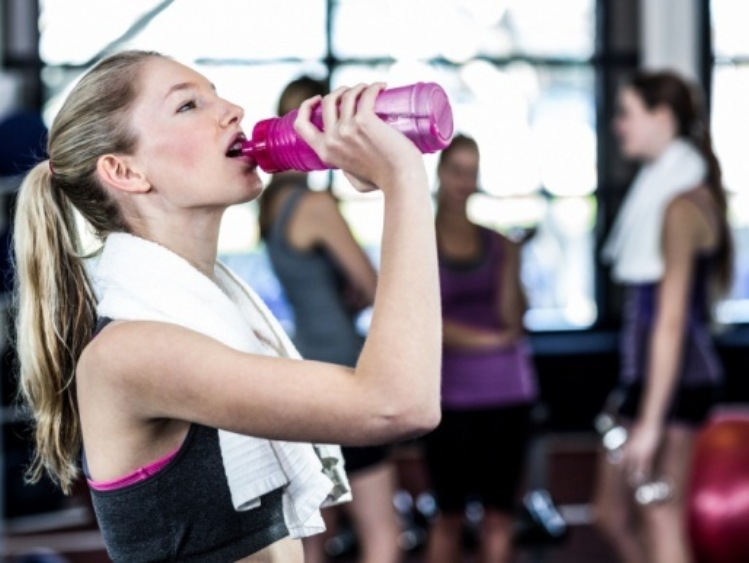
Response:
[436,203,472,232]
[130,209,223,278]
[646,135,680,163]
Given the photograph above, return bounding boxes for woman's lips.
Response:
[226,133,247,157]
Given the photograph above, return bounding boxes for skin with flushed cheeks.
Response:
[126,57,262,210]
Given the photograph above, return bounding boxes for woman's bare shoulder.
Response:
[77,320,219,387]
[299,190,339,216]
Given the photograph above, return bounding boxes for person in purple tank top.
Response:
[595,71,733,563]
[423,134,539,563]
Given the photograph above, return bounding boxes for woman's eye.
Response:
[177,100,196,113]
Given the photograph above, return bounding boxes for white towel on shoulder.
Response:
[602,138,707,283]
[89,232,351,539]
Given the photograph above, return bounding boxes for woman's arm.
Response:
[442,321,517,350]
[624,197,700,481]
[301,191,378,305]
[81,321,431,446]
[81,83,441,446]
[496,235,527,339]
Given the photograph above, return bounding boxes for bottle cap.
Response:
[423,84,454,152]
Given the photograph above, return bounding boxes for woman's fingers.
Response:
[339,83,368,122]
[297,81,422,193]
[629,462,647,486]
[321,86,348,132]
[357,82,387,116]
[294,95,324,148]
[624,445,652,486]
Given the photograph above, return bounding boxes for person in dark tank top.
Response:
[12,51,442,562]
[595,70,733,563]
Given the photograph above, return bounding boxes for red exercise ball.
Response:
[688,408,749,563]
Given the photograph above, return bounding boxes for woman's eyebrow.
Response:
[164,81,217,100]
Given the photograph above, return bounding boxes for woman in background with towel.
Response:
[12,50,441,562]
[595,71,732,563]
[259,76,402,563]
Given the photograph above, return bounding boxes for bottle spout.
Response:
[241,139,255,158]
[237,139,260,170]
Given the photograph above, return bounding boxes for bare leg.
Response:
[640,425,695,563]
[426,511,464,563]
[302,506,339,563]
[478,509,513,563]
[593,448,646,563]
[391,443,432,500]
[344,461,402,563]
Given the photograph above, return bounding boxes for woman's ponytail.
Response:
[691,117,734,296]
[13,161,96,493]
[11,50,161,492]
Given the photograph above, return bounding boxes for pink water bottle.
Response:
[241,82,454,173]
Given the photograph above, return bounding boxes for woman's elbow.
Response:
[376,397,441,442]
[411,402,441,436]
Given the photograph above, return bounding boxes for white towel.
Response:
[89,232,351,539]
[602,138,707,283]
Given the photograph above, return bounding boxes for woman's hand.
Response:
[442,320,521,351]
[623,421,663,485]
[293,83,425,194]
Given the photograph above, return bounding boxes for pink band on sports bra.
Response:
[87,447,180,491]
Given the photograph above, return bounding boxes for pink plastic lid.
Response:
[425,84,454,151]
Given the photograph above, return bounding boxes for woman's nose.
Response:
[221,100,245,127]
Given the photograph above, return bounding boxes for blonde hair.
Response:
[14,50,164,493]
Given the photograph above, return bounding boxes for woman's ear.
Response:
[96,154,151,194]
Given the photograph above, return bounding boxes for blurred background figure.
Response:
[596,70,733,563]
[258,76,402,563]
[424,134,539,563]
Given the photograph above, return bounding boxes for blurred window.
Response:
[710,0,749,323]
[39,0,597,331]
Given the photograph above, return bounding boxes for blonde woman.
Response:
[14,51,441,562]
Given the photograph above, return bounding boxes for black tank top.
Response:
[84,318,288,562]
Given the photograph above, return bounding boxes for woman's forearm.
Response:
[639,319,684,427]
[637,198,696,430]
[443,320,521,350]
[355,167,441,427]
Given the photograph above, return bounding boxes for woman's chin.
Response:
[242,179,264,202]
[235,172,263,197]
[619,143,644,161]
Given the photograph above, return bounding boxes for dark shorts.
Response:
[423,403,532,514]
[341,445,389,475]
[617,381,722,426]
